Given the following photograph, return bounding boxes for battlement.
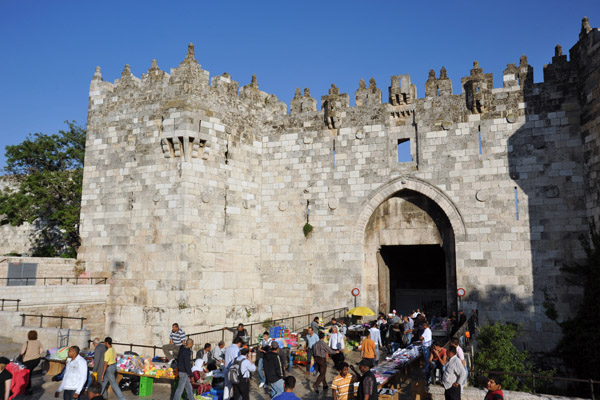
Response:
[90,18,600,133]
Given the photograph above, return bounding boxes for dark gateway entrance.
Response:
[366,189,458,316]
[380,244,447,316]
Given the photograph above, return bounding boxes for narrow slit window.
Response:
[478,125,482,155]
[514,187,519,221]
[333,138,336,167]
[397,139,412,162]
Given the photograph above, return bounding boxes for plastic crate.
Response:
[139,376,153,396]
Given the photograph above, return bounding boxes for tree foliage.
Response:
[556,220,600,380]
[473,322,530,391]
[0,121,85,257]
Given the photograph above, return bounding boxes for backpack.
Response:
[228,358,244,384]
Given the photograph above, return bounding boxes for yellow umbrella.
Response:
[347,306,376,316]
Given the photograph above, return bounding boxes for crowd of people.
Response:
[0,308,496,400]
[163,307,485,400]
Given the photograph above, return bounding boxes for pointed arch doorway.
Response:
[364,188,458,316]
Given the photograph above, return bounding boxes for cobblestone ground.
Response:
[0,337,422,400]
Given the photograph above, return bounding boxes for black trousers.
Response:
[232,378,250,400]
[444,385,461,400]
[23,358,41,390]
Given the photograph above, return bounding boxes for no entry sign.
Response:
[457,288,466,297]
[351,288,360,297]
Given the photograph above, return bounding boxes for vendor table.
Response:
[44,359,66,376]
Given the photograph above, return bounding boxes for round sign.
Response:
[457,288,466,297]
[351,288,360,297]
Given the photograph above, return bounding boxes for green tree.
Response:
[556,221,600,380]
[473,322,530,391]
[0,121,85,257]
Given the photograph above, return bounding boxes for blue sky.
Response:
[0,0,598,169]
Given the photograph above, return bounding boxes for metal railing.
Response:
[87,340,164,358]
[21,313,87,330]
[2,277,108,286]
[0,298,21,311]
[471,369,599,400]
[83,308,348,358]
[186,307,348,349]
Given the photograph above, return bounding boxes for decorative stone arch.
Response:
[353,176,466,242]
[354,176,467,314]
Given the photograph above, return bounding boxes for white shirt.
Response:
[421,328,432,347]
[369,327,382,346]
[329,333,345,350]
[442,355,467,390]
[235,355,256,378]
[58,355,88,394]
[192,358,204,373]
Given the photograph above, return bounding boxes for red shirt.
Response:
[431,348,446,361]
[485,389,504,400]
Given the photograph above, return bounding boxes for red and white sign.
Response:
[351,288,360,297]
[457,288,466,297]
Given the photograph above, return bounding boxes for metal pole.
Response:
[590,379,595,400]
[39,315,43,328]
[1,299,4,311]
[60,316,64,329]
[17,300,20,311]
[81,318,85,330]
[21,314,25,326]
[532,373,536,394]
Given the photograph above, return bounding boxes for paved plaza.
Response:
[7,343,419,400]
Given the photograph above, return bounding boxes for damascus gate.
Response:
[76,18,600,350]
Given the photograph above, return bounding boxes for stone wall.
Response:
[0,284,109,336]
[78,20,600,349]
[0,257,79,284]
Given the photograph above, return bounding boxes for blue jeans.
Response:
[101,364,124,400]
[422,346,431,377]
[258,357,266,384]
[269,379,284,398]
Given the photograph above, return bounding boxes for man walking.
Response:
[312,332,339,393]
[91,338,106,379]
[224,337,242,400]
[331,362,354,400]
[305,327,319,375]
[100,337,124,400]
[264,341,286,398]
[55,346,87,400]
[441,346,467,400]
[163,323,186,362]
[357,359,378,400]
[231,347,256,400]
[360,331,376,366]
[257,331,273,388]
[368,323,382,363]
[172,339,195,400]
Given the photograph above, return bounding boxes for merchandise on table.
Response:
[370,345,422,385]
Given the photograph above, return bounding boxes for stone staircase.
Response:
[0,334,23,359]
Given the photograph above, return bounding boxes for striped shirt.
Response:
[170,328,186,345]
[331,373,353,400]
